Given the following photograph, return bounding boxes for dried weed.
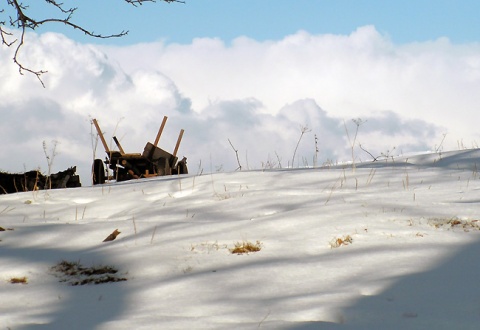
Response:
[230,240,262,254]
[330,235,353,248]
[10,276,27,284]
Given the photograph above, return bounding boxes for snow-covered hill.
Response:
[1,149,480,329]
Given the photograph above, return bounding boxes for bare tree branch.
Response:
[126,0,185,6]
[1,0,184,86]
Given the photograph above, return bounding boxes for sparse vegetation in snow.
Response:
[50,260,127,286]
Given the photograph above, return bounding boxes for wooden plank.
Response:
[154,116,168,147]
[92,119,110,154]
[173,129,184,157]
[121,153,142,158]
[112,136,125,155]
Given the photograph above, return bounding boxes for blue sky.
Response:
[33,0,480,45]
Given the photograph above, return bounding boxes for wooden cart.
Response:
[92,117,188,185]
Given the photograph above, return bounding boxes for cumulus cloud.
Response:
[1,26,476,185]
[102,26,479,141]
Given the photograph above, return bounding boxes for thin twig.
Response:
[359,144,379,161]
[291,125,311,168]
[150,225,157,244]
[228,139,242,171]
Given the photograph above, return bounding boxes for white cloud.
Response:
[101,27,480,142]
[1,26,477,185]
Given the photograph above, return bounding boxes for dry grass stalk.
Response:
[150,225,157,244]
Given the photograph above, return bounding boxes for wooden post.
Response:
[113,136,125,155]
[173,129,184,157]
[92,119,110,154]
[154,116,168,147]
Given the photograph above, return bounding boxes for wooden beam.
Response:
[173,129,184,157]
[112,136,125,155]
[92,119,110,154]
[154,116,168,147]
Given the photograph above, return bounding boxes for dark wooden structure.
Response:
[0,167,81,194]
[92,117,188,185]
